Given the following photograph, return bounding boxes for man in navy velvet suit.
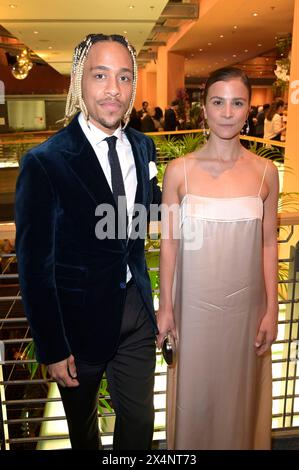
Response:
[15,34,161,450]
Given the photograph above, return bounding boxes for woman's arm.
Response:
[255,160,279,356]
[156,159,182,348]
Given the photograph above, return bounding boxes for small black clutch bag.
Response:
[162,332,177,366]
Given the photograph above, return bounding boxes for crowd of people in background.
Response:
[129,99,186,133]
[129,96,287,143]
[243,98,287,141]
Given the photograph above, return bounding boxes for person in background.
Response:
[15,33,161,451]
[128,107,141,131]
[263,99,286,141]
[152,107,164,132]
[164,100,179,131]
[255,104,270,138]
[140,107,156,132]
[157,66,278,450]
[138,100,149,119]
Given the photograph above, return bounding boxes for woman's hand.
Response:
[156,308,177,349]
[255,312,278,356]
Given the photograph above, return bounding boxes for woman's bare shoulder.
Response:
[245,149,277,172]
[164,157,186,185]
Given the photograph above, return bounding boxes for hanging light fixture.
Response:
[11,49,33,80]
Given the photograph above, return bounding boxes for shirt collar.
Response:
[78,112,123,146]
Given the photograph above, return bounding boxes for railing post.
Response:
[0,363,10,449]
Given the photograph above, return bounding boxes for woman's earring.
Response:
[202,109,210,140]
[203,121,210,140]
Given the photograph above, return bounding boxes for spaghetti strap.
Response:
[183,158,188,195]
[258,160,269,197]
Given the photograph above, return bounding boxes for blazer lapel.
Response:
[125,128,149,208]
[125,128,150,246]
[60,116,116,208]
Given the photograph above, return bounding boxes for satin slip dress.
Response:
[166,157,272,450]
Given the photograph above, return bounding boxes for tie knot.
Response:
[105,136,117,150]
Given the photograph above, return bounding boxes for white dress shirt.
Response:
[78,113,137,282]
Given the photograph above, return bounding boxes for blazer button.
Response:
[119,282,126,289]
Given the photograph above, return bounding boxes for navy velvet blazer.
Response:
[15,115,161,365]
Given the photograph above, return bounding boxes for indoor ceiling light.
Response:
[11,49,33,80]
[11,64,28,79]
[252,12,259,17]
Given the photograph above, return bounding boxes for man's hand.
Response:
[47,354,79,388]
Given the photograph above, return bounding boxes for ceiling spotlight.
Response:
[257,43,262,47]
[252,12,259,17]
[244,49,249,53]
[129,4,135,8]
[9,4,17,8]
[220,34,224,38]
[33,30,39,34]
[198,48,203,52]
[232,54,237,58]
[208,42,212,46]
[233,25,238,29]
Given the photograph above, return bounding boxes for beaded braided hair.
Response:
[64,33,138,128]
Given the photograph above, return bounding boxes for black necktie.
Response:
[105,136,126,200]
[105,136,128,238]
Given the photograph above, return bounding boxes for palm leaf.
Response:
[152,133,205,162]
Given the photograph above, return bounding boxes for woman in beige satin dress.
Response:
[157,67,279,450]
